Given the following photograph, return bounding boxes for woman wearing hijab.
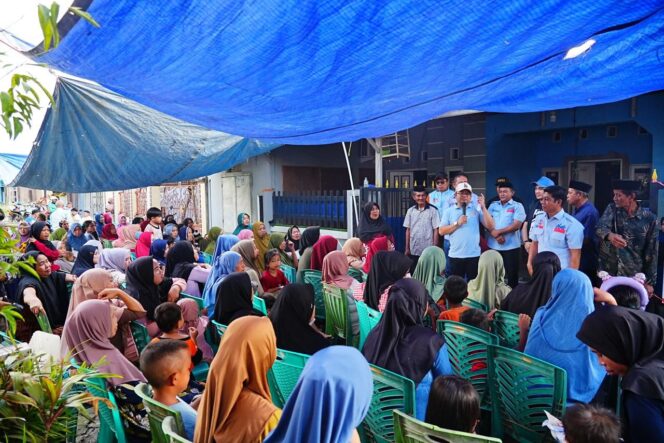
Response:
[165,241,210,297]
[296,226,321,283]
[322,250,361,336]
[211,234,240,262]
[67,222,87,252]
[238,229,254,240]
[264,346,372,443]
[342,237,365,271]
[524,269,605,403]
[286,225,301,253]
[150,239,168,265]
[363,250,412,312]
[194,316,279,443]
[113,224,140,250]
[269,232,298,268]
[268,283,330,355]
[466,250,511,311]
[201,226,222,255]
[232,212,251,235]
[502,251,561,317]
[214,272,265,325]
[412,246,447,302]
[135,231,153,258]
[204,251,245,315]
[163,223,179,241]
[362,235,393,273]
[202,235,240,305]
[578,306,664,442]
[26,221,61,271]
[117,213,128,227]
[94,213,105,238]
[16,221,31,252]
[71,244,99,277]
[358,201,393,244]
[309,235,339,271]
[50,224,67,242]
[362,278,450,420]
[62,299,150,439]
[101,223,119,247]
[232,239,265,296]
[98,248,132,285]
[252,221,271,272]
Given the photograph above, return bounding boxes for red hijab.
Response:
[363,235,390,273]
[309,235,339,271]
[101,223,119,240]
[136,231,153,258]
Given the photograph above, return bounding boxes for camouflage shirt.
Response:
[596,203,658,284]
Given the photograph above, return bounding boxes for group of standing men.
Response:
[402,171,658,299]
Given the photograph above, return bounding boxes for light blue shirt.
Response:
[428,189,454,219]
[415,346,454,420]
[487,199,526,251]
[171,397,197,440]
[440,203,485,258]
[529,209,584,269]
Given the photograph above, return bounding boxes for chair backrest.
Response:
[348,266,365,283]
[487,344,567,442]
[491,310,520,348]
[356,301,382,350]
[267,348,311,408]
[201,252,213,265]
[437,320,499,402]
[393,409,502,443]
[253,295,268,315]
[162,416,192,443]
[462,298,488,312]
[322,283,355,345]
[302,269,325,320]
[135,383,185,443]
[130,320,150,353]
[179,292,204,313]
[362,364,416,443]
[280,263,297,283]
[211,320,227,341]
[86,377,127,443]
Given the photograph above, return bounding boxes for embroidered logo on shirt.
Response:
[506,208,515,213]
[554,225,566,234]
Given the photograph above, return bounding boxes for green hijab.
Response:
[412,246,446,301]
[232,213,250,235]
[269,232,294,267]
[203,226,223,254]
[50,227,67,241]
[467,250,511,310]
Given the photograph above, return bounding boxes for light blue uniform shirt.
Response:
[529,209,584,269]
[440,203,484,258]
[428,189,454,220]
[487,199,526,251]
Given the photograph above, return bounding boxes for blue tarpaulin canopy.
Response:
[35,0,664,145]
[11,77,278,192]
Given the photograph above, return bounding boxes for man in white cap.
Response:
[439,182,494,280]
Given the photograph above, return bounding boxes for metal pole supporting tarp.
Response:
[342,142,360,226]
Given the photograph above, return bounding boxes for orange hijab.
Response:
[194,316,277,443]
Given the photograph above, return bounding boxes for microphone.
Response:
[462,202,467,216]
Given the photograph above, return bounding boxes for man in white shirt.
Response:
[49,200,71,228]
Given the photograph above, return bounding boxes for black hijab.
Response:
[358,202,392,243]
[268,283,330,355]
[286,225,301,252]
[298,226,320,255]
[71,245,97,277]
[577,306,664,402]
[15,251,69,327]
[213,272,264,325]
[501,252,561,317]
[126,256,162,321]
[165,241,196,280]
[27,221,57,251]
[363,251,412,310]
[362,278,443,383]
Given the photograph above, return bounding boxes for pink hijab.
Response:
[66,268,114,318]
[113,224,140,250]
[136,231,153,258]
[62,300,146,386]
[238,229,254,240]
[322,250,355,290]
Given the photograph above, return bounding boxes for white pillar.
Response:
[367,138,383,188]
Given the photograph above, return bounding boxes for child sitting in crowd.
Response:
[260,248,289,294]
[438,276,469,321]
[144,207,163,240]
[140,340,198,440]
[561,403,620,443]
[151,302,202,365]
[425,375,480,433]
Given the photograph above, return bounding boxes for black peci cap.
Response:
[568,180,592,193]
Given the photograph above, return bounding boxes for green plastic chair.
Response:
[280,263,297,283]
[179,293,204,312]
[356,300,382,350]
[462,298,488,312]
[361,364,416,443]
[162,416,192,443]
[302,269,325,320]
[211,320,228,340]
[348,266,365,283]
[322,283,357,346]
[437,320,499,408]
[267,348,311,408]
[135,383,186,443]
[487,344,567,442]
[130,320,150,353]
[393,409,502,443]
[201,252,213,265]
[253,295,268,315]
[491,310,521,348]
[86,376,127,443]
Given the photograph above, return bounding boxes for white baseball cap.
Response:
[455,182,473,193]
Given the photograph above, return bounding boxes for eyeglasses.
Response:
[436,180,446,184]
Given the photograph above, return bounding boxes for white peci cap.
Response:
[455,182,473,193]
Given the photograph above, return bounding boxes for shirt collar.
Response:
[548,209,565,220]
